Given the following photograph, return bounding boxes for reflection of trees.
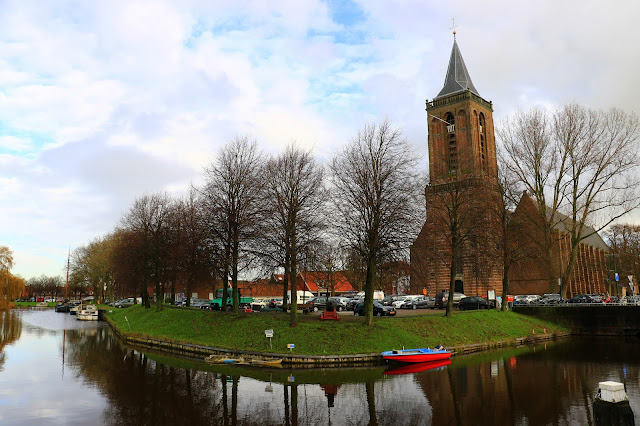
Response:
[366,381,377,426]
[0,310,22,372]
[37,324,640,426]
[414,339,640,425]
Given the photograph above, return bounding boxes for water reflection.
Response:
[0,310,22,373]
[1,310,639,425]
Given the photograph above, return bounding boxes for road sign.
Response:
[264,329,273,350]
[615,273,619,282]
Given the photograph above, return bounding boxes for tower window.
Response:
[479,113,488,172]
[446,113,457,174]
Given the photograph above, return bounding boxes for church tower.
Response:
[410,32,503,297]
[426,36,498,184]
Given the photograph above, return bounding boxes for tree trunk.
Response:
[282,262,289,313]
[561,239,580,299]
[446,230,458,317]
[501,263,510,312]
[364,253,376,326]
[289,228,298,326]
[231,232,239,315]
[222,240,230,311]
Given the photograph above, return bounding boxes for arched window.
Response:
[479,113,488,172]
[445,112,456,173]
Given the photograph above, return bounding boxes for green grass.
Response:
[14,301,55,307]
[105,306,567,356]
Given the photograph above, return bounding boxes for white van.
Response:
[287,290,314,305]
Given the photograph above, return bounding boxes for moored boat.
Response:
[204,355,283,367]
[381,346,451,363]
[69,302,81,315]
[76,304,99,321]
[55,303,70,313]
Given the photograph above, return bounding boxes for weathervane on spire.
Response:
[451,18,458,40]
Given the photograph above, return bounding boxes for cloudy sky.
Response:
[2,0,640,280]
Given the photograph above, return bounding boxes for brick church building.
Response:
[410,34,611,298]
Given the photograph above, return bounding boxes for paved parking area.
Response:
[303,307,449,317]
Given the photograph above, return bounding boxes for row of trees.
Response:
[67,103,640,320]
[70,119,423,326]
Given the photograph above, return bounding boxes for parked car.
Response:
[391,296,409,309]
[353,301,396,316]
[307,296,329,312]
[405,296,433,310]
[565,294,602,304]
[434,292,466,309]
[458,296,493,310]
[328,297,348,311]
[539,294,562,305]
[381,295,398,306]
[514,295,535,306]
[115,298,136,308]
[189,299,210,309]
[346,297,362,311]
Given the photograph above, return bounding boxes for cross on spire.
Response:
[450,18,458,40]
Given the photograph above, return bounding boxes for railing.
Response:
[426,89,493,111]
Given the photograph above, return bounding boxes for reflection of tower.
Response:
[320,384,339,407]
[320,384,340,425]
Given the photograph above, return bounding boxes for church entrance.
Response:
[455,280,464,294]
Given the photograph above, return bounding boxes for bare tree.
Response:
[259,143,326,325]
[330,118,422,325]
[169,186,213,307]
[203,136,264,314]
[493,170,541,310]
[120,193,174,310]
[109,228,147,303]
[499,103,640,297]
[423,176,489,316]
[604,224,640,295]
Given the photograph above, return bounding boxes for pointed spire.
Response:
[435,37,480,99]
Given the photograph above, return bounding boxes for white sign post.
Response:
[264,329,273,350]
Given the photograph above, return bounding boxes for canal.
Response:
[1,309,639,425]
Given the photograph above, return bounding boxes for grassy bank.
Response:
[106,306,567,356]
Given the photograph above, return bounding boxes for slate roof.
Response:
[546,208,609,251]
[436,39,480,99]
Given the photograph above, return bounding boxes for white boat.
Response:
[76,304,99,321]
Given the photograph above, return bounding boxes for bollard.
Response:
[593,381,634,425]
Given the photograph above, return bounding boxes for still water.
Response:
[1,309,638,425]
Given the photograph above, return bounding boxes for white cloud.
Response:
[2,0,640,278]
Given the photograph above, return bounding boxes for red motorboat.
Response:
[381,346,451,363]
